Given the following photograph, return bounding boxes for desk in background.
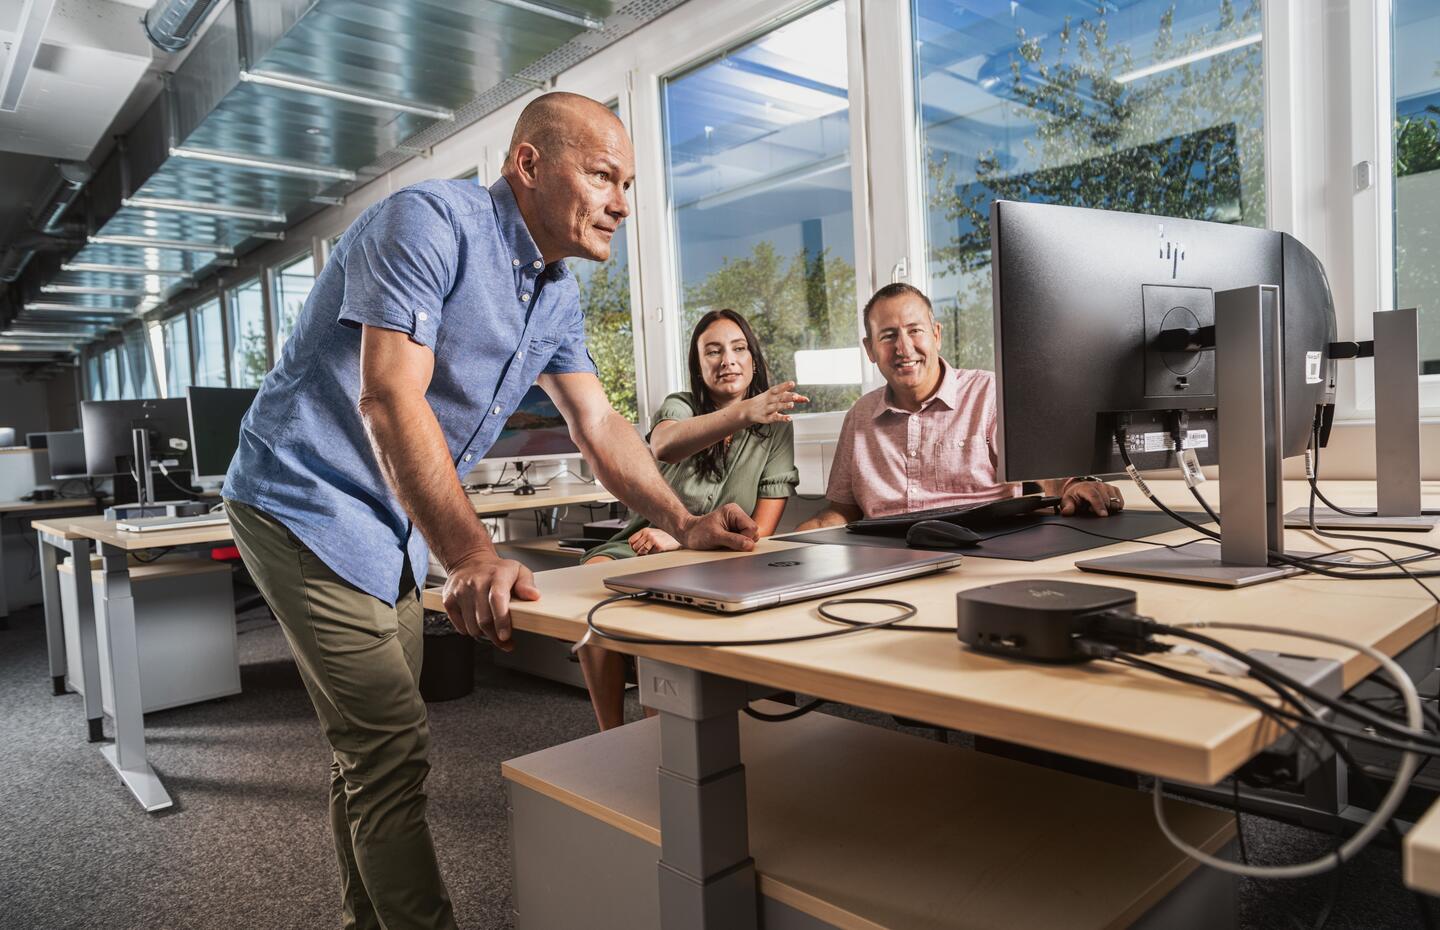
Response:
[1,498,98,623]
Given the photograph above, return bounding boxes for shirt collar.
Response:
[487,176,570,281]
[875,359,958,419]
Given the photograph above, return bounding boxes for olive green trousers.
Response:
[226,499,456,930]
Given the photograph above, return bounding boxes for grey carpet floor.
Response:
[0,603,1430,929]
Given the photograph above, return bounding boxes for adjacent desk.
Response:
[33,481,611,812]
[424,480,1440,927]
[0,498,98,622]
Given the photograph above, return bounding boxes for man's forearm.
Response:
[359,391,493,570]
[577,410,695,536]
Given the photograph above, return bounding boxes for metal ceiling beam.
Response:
[24,302,135,315]
[239,69,455,121]
[169,146,357,182]
[122,197,287,224]
[42,284,150,298]
[61,263,194,280]
[88,234,234,255]
[492,0,603,30]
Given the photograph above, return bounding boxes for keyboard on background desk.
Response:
[846,494,1059,536]
[115,513,229,533]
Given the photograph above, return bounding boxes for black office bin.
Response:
[419,615,475,702]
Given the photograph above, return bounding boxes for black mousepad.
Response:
[774,509,1216,562]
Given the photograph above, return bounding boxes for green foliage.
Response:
[576,256,639,422]
[927,0,1265,370]
[239,325,268,388]
[683,241,860,412]
[1397,108,1440,178]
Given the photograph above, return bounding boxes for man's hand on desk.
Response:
[439,552,540,651]
[1060,479,1126,518]
[675,503,759,552]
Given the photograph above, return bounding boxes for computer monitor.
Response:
[186,386,258,479]
[46,431,88,479]
[0,428,15,448]
[26,432,48,450]
[990,200,1335,483]
[478,385,580,464]
[79,399,192,477]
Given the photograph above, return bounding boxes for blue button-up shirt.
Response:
[224,177,595,605]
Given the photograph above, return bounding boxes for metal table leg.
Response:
[37,531,67,695]
[0,515,10,626]
[93,542,172,812]
[69,538,105,741]
[637,658,757,930]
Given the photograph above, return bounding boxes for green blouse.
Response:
[582,392,800,562]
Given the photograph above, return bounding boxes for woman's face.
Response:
[697,318,754,404]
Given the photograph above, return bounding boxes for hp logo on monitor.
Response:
[1158,224,1185,279]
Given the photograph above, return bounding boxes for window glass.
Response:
[1395,0,1440,371]
[193,298,227,386]
[228,278,269,388]
[914,0,1265,369]
[274,254,315,355]
[662,1,860,413]
[162,314,191,399]
[86,355,101,400]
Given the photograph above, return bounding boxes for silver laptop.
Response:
[604,544,964,613]
[116,513,229,533]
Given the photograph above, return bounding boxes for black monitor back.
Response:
[79,399,191,477]
[186,386,258,477]
[990,201,1335,481]
[46,431,88,479]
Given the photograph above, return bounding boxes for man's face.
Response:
[527,118,635,263]
[863,294,942,393]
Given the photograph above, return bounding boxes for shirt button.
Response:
[532,260,542,270]
[417,312,428,321]
[493,405,501,415]
[463,453,473,463]
[512,258,520,267]
[516,350,525,360]
[520,293,530,302]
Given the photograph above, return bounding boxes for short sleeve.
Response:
[824,406,860,507]
[539,303,597,377]
[758,420,799,498]
[337,192,455,350]
[647,392,698,440]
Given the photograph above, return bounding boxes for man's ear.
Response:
[510,142,542,189]
[862,334,877,363]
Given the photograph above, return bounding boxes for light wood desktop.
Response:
[467,481,614,516]
[1407,798,1440,895]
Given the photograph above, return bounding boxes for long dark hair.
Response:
[687,308,772,482]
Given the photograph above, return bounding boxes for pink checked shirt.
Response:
[825,362,1020,519]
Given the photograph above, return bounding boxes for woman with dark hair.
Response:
[577,307,805,729]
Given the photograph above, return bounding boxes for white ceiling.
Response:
[0,0,154,161]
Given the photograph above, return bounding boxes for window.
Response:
[662,1,861,414]
[228,278,269,388]
[162,314,191,399]
[86,355,101,400]
[274,254,315,356]
[1395,0,1440,372]
[193,298,227,386]
[914,0,1265,370]
[103,347,122,401]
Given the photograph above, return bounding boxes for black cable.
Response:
[744,698,828,722]
[583,593,923,649]
[1232,777,1250,865]
[159,469,206,500]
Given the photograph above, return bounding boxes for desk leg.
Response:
[70,538,105,741]
[637,658,757,930]
[0,516,10,625]
[38,533,66,694]
[93,543,172,812]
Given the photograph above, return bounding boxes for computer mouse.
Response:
[514,485,537,496]
[906,520,982,549]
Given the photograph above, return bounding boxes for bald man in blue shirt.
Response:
[224,93,757,930]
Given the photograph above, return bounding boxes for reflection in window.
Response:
[1395,0,1440,371]
[193,298,226,386]
[274,254,315,356]
[915,0,1265,369]
[229,279,268,388]
[162,315,191,399]
[663,1,860,413]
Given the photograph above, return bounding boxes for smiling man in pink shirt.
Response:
[798,283,1123,529]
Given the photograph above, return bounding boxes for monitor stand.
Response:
[1283,307,1440,531]
[1078,285,1344,588]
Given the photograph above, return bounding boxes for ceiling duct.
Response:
[144,0,226,53]
[0,160,91,283]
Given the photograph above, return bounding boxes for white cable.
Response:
[1151,621,1422,878]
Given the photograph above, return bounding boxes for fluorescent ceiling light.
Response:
[679,153,849,212]
[492,0,603,30]
[61,263,192,279]
[42,284,149,297]
[88,234,234,255]
[0,0,58,112]
[24,302,134,315]
[793,346,863,385]
[170,146,357,182]
[0,344,77,352]
[239,70,454,121]
[122,197,287,224]
[1115,33,1261,84]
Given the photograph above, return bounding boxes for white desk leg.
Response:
[93,542,172,812]
[69,538,105,742]
[38,532,67,694]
